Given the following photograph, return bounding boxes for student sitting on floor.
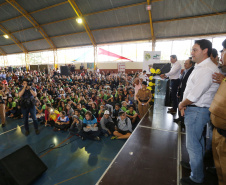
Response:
[112,103,122,123]
[45,103,57,127]
[121,101,128,112]
[6,96,16,117]
[100,110,115,137]
[112,111,132,140]
[69,115,83,136]
[54,111,70,131]
[12,103,22,119]
[74,109,83,120]
[126,105,139,130]
[80,111,101,141]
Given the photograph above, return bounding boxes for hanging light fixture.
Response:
[76,18,83,24]
[4,35,9,39]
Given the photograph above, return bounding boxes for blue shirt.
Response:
[19,87,36,99]
[83,117,97,125]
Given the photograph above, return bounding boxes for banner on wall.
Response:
[143,51,161,74]
[87,63,94,71]
[118,63,125,72]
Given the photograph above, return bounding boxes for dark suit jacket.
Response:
[178,66,194,101]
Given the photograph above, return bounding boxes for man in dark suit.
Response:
[174,57,194,126]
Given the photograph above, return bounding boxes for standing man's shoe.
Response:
[174,118,180,123]
[1,123,5,127]
[25,130,30,136]
[35,129,40,135]
[180,177,203,185]
[167,109,177,114]
[180,161,191,170]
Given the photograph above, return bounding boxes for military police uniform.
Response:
[136,82,152,118]
[209,78,226,185]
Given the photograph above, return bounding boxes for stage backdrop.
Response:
[143,51,161,74]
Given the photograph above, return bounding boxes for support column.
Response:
[25,53,29,71]
[152,38,156,51]
[94,46,97,71]
[53,49,58,70]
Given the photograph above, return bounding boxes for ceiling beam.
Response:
[0,47,6,55]
[0,1,68,24]
[154,11,226,24]
[68,0,96,47]
[0,24,28,52]
[6,0,56,49]
[0,1,147,36]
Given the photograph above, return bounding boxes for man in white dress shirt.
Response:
[160,55,182,114]
[179,39,220,185]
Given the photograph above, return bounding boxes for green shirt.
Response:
[126,110,136,116]
[121,106,127,112]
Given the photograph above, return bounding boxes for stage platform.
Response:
[0,97,218,184]
[97,97,218,185]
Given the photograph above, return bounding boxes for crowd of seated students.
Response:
[0,69,142,140]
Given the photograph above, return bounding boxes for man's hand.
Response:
[212,73,225,84]
[179,102,186,117]
[160,74,166,79]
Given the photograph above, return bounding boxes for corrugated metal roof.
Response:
[23,39,50,51]
[42,19,86,37]
[0,3,21,22]
[16,0,66,13]
[31,3,75,25]
[12,28,43,42]
[1,44,24,54]
[1,16,32,32]
[51,32,92,48]
[93,24,151,44]
[0,0,225,55]
[86,5,148,30]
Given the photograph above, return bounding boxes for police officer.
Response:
[18,79,40,136]
[0,86,6,127]
[209,39,226,185]
[136,81,152,118]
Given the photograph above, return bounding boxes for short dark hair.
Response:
[170,55,177,60]
[194,39,212,57]
[222,39,226,49]
[75,109,80,113]
[188,57,194,65]
[211,48,218,58]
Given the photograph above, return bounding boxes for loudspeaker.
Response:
[60,66,70,76]
[153,63,171,74]
[8,67,12,72]
[0,145,47,185]
[70,66,75,72]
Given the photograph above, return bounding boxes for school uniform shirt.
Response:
[117,117,132,132]
[183,57,220,107]
[57,116,69,123]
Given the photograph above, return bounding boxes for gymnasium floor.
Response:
[0,98,218,185]
[0,118,125,185]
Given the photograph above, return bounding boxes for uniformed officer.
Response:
[209,39,226,185]
[136,81,152,118]
[0,86,6,127]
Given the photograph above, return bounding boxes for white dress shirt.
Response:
[183,57,220,107]
[165,61,182,79]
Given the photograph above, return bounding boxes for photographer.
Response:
[19,79,40,136]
